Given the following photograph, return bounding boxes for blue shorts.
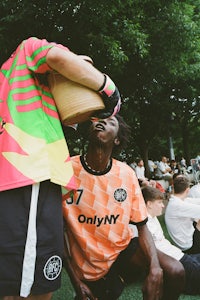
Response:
[0,181,63,296]
[180,253,200,295]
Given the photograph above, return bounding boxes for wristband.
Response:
[98,74,115,97]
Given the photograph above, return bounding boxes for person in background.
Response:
[63,114,184,300]
[148,159,157,179]
[135,158,156,188]
[170,159,181,176]
[155,156,173,182]
[142,185,200,296]
[129,159,137,171]
[188,182,200,198]
[165,175,200,254]
[0,37,121,300]
[135,159,165,193]
[180,157,187,170]
[155,156,173,193]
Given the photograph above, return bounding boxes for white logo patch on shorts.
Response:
[43,255,62,280]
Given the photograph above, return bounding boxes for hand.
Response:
[142,267,163,300]
[95,74,121,119]
[74,280,98,300]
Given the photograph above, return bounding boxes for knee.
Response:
[166,261,185,284]
[173,262,185,277]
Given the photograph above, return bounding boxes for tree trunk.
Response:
[181,124,191,165]
[139,142,150,178]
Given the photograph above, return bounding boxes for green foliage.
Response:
[1,0,200,163]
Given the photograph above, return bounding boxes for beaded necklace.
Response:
[83,154,111,174]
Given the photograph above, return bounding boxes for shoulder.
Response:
[23,37,57,53]
[23,36,48,45]
[113,159,135,172]
[189,184,200,198]
[112,159,139,186]
[168,195,179,205]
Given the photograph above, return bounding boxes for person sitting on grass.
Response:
[165,175,200,254]
[135,158,165,194]
[135,158,157,188]
[142,185,200,296]
[62,114,185,300]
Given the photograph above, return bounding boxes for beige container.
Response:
[48,71,105,126]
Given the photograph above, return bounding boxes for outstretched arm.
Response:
[46,47,104,91]
[46,47,121,118]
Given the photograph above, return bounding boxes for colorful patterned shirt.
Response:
[0,37,75,192]
[62,155,148,280]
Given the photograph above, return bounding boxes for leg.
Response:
[157,250,185,300]
[28,293,53,300]
[128,246,185,300]
[0,182,62,299]
[2,293,52,300]
[190,227,200,254]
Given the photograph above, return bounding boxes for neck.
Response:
[174,193,186,200]
[147,211,155,218]
[84,153,111,173]
[86,144,112,171]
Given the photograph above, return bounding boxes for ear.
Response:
[114,137,120,145]
[146,200,152,209]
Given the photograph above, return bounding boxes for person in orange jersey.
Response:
[62,115,185,300]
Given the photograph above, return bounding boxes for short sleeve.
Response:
[130,171,148,224]
[23,37,69,73]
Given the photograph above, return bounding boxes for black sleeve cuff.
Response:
[129,217,148,227]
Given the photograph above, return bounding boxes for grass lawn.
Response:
[53,215,199,300]
[52,270,199,300]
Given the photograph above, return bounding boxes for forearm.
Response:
[137,224,163,299]
[63,232,96,300]
[63,231,81,289]
[176,202,200,219]
[138,224,161,269]
[63,254,80,288]
[46,46,104,91]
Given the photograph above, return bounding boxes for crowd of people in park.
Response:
[130,155,200,194]
[1,36,200,300]
[142,183,200,296]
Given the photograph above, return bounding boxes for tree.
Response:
[1,0,200,167]
[120,1,200,169]
[168,81,200,163]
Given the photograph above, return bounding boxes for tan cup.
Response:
[48,56,105,125]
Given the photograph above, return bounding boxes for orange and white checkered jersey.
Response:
[62,155,147,281]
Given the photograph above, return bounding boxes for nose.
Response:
[98,119,106,125]
[92,118,106,125]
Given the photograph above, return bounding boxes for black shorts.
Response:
[0,181,63,296]
[180,253,200,295]
[192,227,200,253]
[84,238,139,300]
[184,227,200,254]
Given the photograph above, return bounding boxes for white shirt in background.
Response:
[165,195,200,250]
[147,214,184,261]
